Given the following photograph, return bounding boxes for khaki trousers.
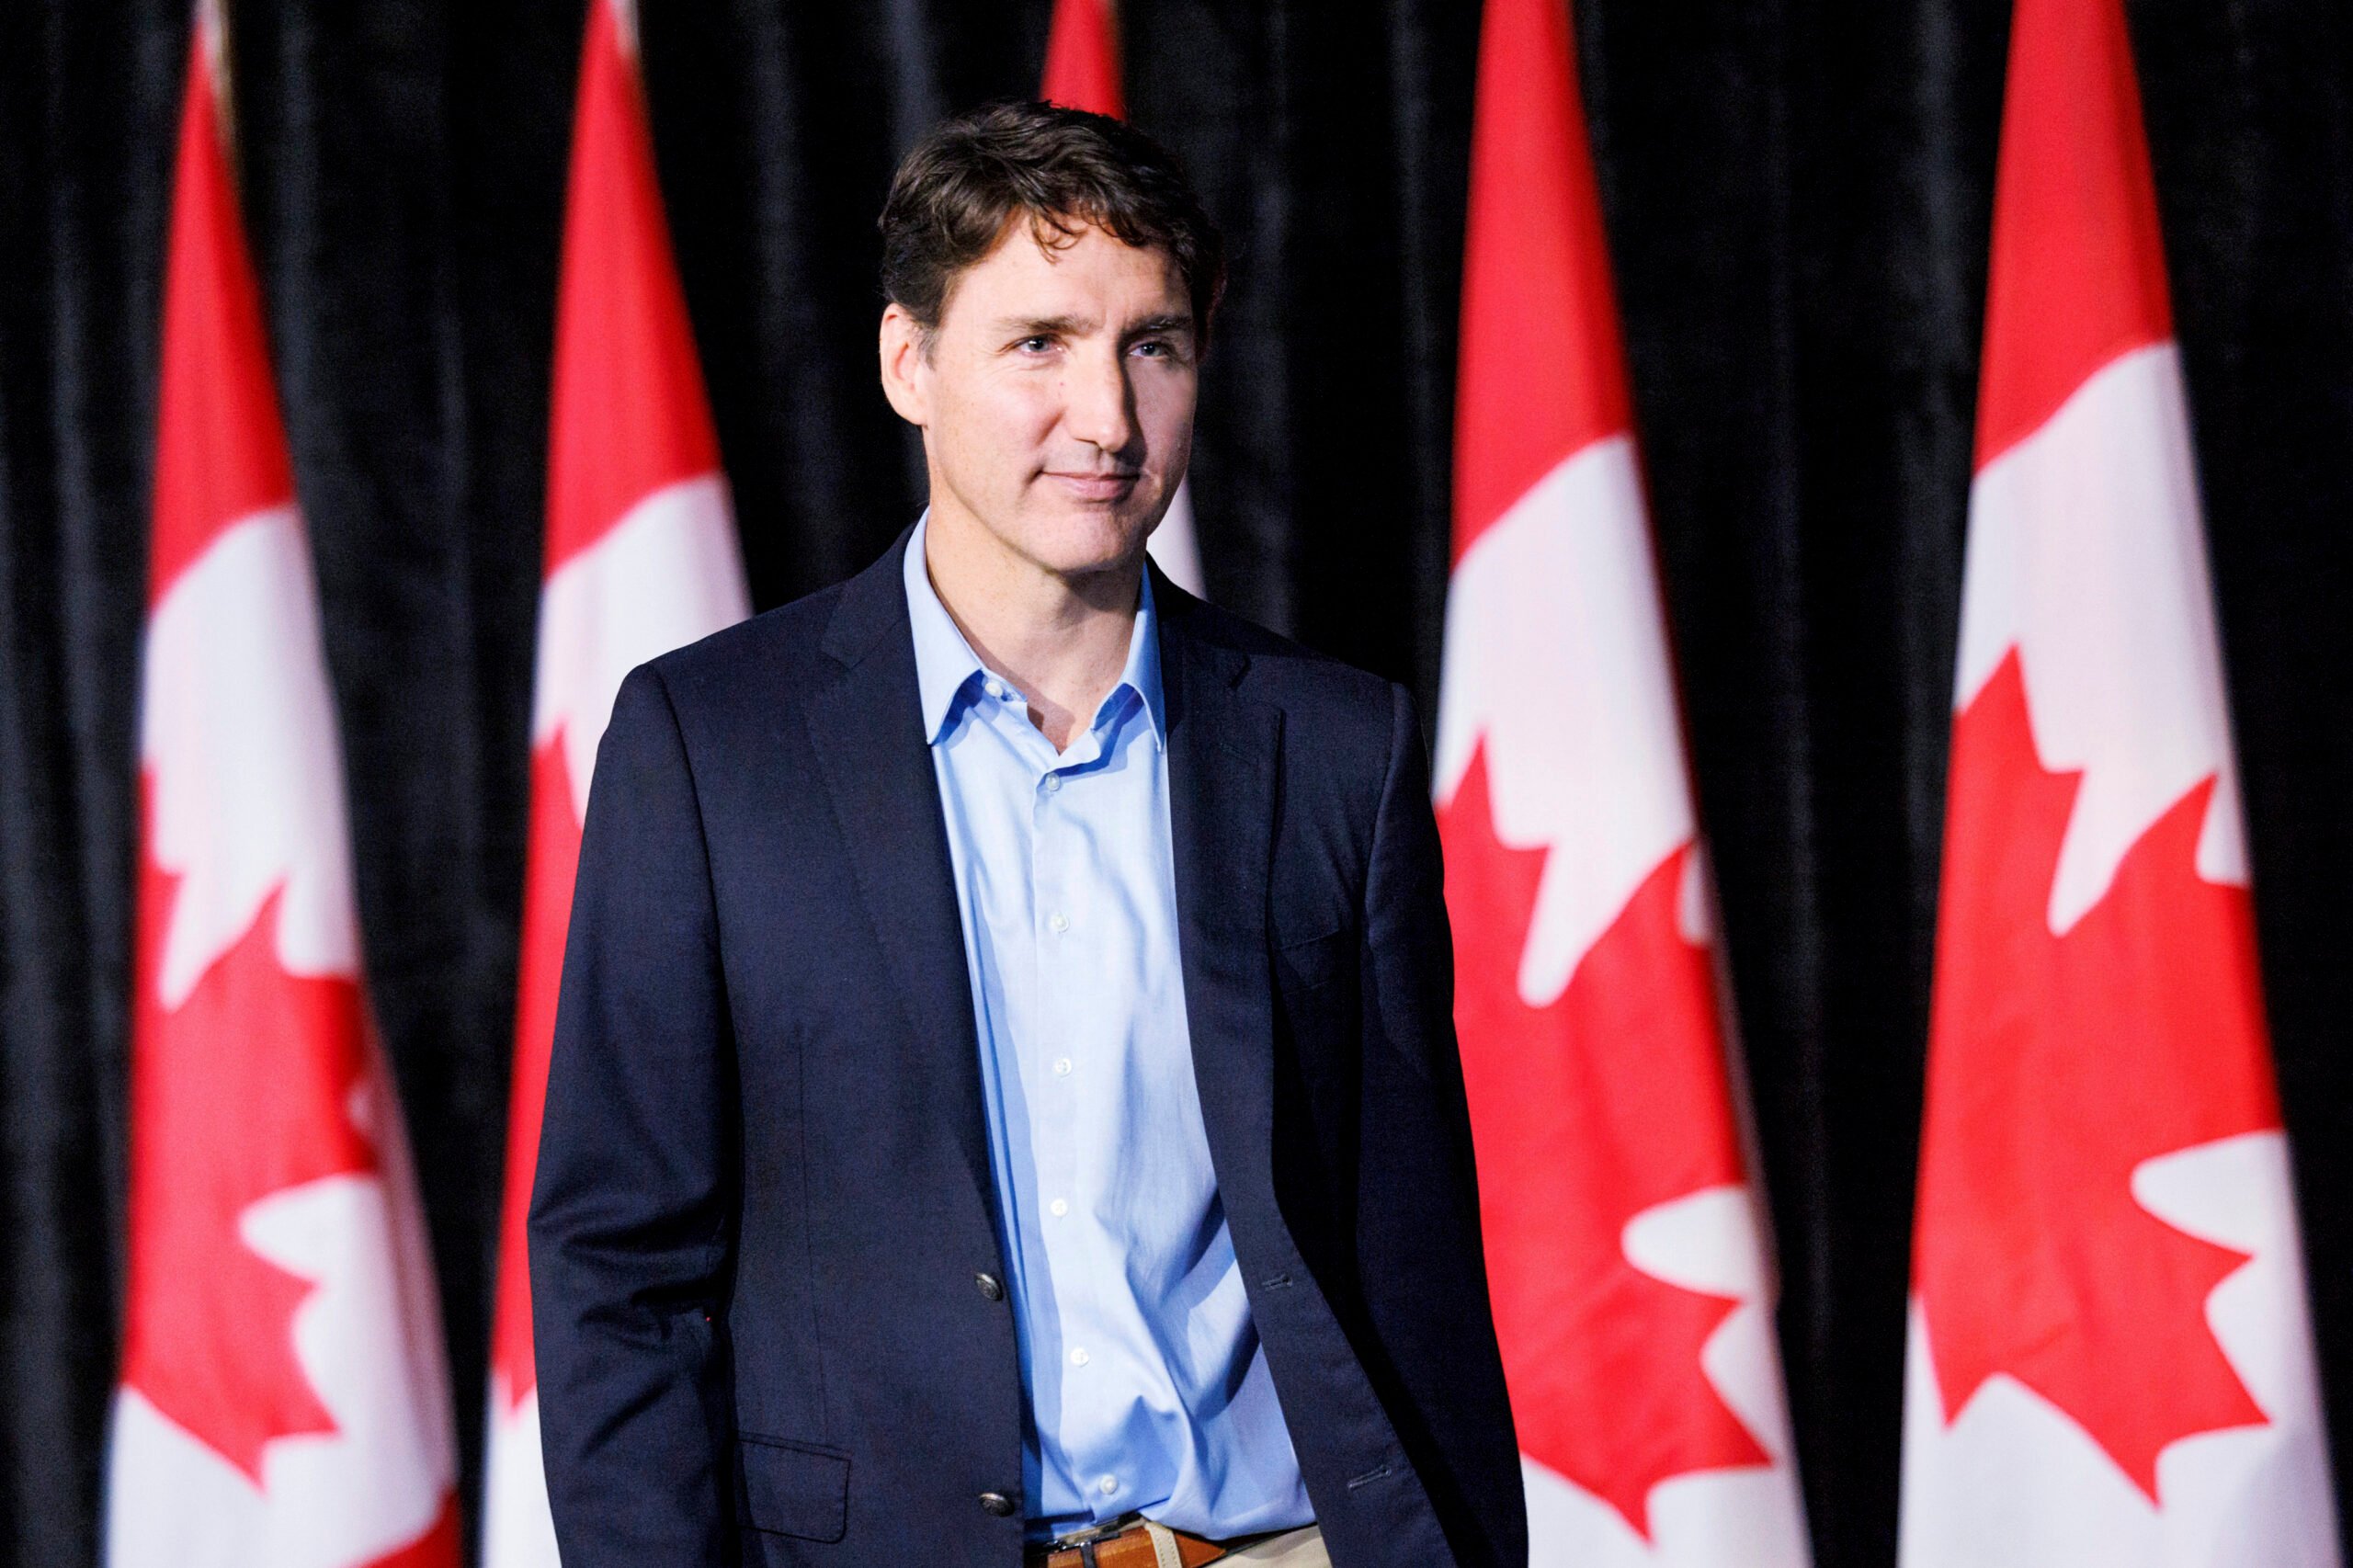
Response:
[1224,1524,1330,1566]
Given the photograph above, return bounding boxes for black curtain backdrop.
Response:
[5,2,2352,1565]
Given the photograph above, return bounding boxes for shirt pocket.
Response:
[735,1434,850,1543]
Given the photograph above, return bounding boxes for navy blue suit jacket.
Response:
[529,530,1526,1566]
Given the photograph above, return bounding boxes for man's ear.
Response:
[878,303,930,427]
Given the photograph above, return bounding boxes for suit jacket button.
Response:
[975,1271,1005,1301]
[979,1491,1017,1517]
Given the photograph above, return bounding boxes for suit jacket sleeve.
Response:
[1356,682,1529,1566]
[529,664,737,1564]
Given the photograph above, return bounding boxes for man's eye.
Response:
[1015,335,1054,354]
[1131,339,1174,359]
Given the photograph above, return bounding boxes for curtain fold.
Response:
[4,2,2349,1563]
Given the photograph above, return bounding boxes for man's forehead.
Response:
[947,217,1187,318]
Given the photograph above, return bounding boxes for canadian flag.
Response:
[1896,0,2344,1562]
[106,9,460,1567]
[479,2,750,1563]
[1434,1,1811,1563]
[1039,0,1207,598]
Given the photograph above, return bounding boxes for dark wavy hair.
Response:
[879,100,1226,347]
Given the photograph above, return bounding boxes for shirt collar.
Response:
[902,511,1165,749]
[904,513,988,744]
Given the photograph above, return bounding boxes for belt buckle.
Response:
[1048,1512,1141,1567]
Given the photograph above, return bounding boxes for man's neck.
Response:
[923,500,1143,753]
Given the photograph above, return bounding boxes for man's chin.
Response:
[1017,501,1157,576]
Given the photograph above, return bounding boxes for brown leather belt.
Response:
[1024,1519,1230,1568]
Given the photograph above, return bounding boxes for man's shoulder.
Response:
[631,579,850,721]
[635,525,917,726]
[1159,584,1408,772]
[1169,586,1394,701]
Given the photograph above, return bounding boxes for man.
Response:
[530,101,1525,1568]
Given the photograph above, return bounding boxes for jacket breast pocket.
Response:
[735,1434,850,1543]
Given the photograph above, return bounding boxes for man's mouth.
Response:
[1044,471,1141,502]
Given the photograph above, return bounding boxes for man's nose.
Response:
[1063,344,1135,455]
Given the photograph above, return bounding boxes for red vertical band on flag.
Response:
[149,36,296,604]
[543,0,722,575]
[1040,0,1124,119]
[1973,0,2172,467]
[1453,0,1630,561]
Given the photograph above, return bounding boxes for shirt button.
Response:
[1053,1057,1073,1077]
[1043,774,1063,793]
[984,680,1006,700]
[1097,1475,1119,1496]
[1048,912,1069,934]
[1070,1347,1090,1367]
[979,1491,1017,1517]
[1049,1198,1069,1217]
[974,1271,1005,1301]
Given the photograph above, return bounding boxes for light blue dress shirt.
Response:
[903,517,1313,1541]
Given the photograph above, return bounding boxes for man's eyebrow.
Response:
[987,312,1196,340]
[1125,312,1196,339]
[993,313,1093,338]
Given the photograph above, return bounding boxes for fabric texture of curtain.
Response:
[4,2,2350,1563]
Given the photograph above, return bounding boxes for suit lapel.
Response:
[1157,574,1285,1223]
[805,531,995,1208]
[1160,584,1451,1554]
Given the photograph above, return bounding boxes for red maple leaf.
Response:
[121,790,380,1483]
[490,737,583,1410]
[1442,744,1769,1539]
[1916,650,2278,1496]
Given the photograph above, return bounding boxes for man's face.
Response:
[882,220,1198,581]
